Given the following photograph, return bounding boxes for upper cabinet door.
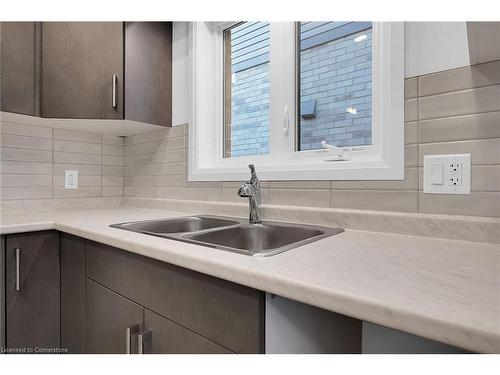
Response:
[125,22,172,126]
[0,22,39,116]
[41,22,124,119]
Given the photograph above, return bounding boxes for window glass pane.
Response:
[297,22,373,151]
[223,22,270,158]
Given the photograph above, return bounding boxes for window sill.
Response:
[188,155,404,181]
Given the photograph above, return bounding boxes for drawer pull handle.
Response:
[112,74,118,110]
[125,324,140,354]
[15,248,20,291]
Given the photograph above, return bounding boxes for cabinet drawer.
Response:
[86,240,264,353]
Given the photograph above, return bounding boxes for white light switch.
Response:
[431,164,444,184]
[65,170,78,189]
[423,154,470,194]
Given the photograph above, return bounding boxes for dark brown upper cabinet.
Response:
[2,22,172,126]
[41,22,124,119]
[0,22,40,116]
[125,22,172,127]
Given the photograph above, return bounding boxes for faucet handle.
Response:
[248,164,258,183]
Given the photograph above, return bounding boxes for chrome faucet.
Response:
[237,164,262,224]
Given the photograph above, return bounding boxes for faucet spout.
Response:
[237,164,262,224]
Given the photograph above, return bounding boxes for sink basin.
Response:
[182,222,343,256]
[110,215,344,257]
[110,216,239,234]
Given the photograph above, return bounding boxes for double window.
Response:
[189,22,404,181]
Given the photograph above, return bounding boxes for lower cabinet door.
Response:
[143,309,231,354]
[5,231,60,353]
[60,234,86,353]
[86,279,143,354]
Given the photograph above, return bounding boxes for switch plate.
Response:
[65,170,78,189]
[423,154,470,194]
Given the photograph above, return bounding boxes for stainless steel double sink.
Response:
[110,215,344,257]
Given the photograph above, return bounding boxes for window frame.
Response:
[188,21,404,181]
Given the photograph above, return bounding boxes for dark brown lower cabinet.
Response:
[85,279,143,354]
[143,309,231,354]
[86,240,265,353]
[5,231,60,352]
[4,231,264,354]
[1,236,5,349]
[60,233,86,353]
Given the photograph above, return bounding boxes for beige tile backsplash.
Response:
[2,60,500,218]
[122,60,500,218]
[0,123,124,200]
[419,85,500,120]
[418,60,500,96]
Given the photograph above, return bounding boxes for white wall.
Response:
[404,22,470,77]
[171,22,472,126]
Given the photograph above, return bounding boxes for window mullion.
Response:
[269,22,297,163]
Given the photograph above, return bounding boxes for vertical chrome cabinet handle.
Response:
[112,74,118,110]
[15,248,21,291]
[138,331,151,354]
[125,324,140,354]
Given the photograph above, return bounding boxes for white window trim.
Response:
[189,22,404,181]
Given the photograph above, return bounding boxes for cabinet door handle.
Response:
[125,324,140,354]
[112,74,118,110]
[137,331,151,354]
[15,248,20,291]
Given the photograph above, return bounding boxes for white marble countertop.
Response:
[1,206,499,353]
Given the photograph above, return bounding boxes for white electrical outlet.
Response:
[65,170,78,189]
[423,154,470,194]
[448,162,462,186]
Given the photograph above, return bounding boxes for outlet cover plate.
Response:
[65,170,78,189]
[423,154,470,194]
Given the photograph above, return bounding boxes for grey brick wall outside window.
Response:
[230,62,270,156]
[299,28,372,150]
[226,22,372,157]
